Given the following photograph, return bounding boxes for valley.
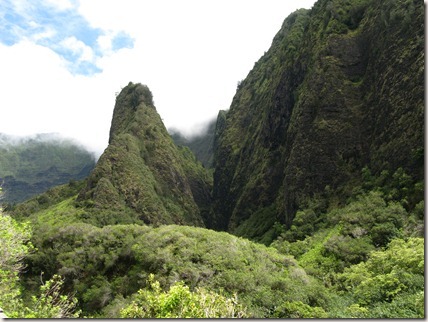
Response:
[0,0,424,318]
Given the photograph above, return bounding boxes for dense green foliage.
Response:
[120,274,247,318]
[271,188,424,318]
[7,182,423,317]
[0,133,95,202]
[0,192,80,318]
[337,238,423,308]
[14,200,331,317]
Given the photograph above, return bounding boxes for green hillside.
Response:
[0,134,95,203]
[3,186,424,318]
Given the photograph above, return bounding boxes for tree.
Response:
[337,237,424,315]
[273,301,328,318]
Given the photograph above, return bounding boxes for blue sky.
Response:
[0,0,317,156]
[0,0,134,75]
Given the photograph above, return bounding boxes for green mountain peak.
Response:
[77,82,211,227]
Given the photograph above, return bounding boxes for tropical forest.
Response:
[0,0,424,318]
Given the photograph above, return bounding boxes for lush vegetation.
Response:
[11,202,330,317]
[3,178,423,318]
[0,189,79,318]
[0,133,95,203]
[120,274,247,318]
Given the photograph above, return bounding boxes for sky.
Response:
[0,0,316,157]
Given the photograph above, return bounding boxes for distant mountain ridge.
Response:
[0,133,96,202]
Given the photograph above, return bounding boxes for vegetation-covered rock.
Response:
[77,82,212,227]
[212,0,423,241]
[170,118,216,169]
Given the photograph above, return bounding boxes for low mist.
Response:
[0,132,100,160]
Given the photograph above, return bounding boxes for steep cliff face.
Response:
[77,82,211,226]
[212,0,423,239]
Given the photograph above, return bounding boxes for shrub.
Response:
[120,274,247,318]
[273,301,328,318]
[0,204,79,318]
[337,238,424,307]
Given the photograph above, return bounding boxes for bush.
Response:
[120,274,247,318]
[22,275,80,318]
[273,301,328,318]
[0,204,79,318]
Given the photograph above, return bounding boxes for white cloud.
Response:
[96,33,113,53]
[32,26,57,41]
[0,0,317,156]
[0,40,111,156]
[44,0,75,11]
[60,36,94,62]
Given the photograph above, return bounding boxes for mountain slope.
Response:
[170,119,217,168]
[212,0,424,239]
[0,134,95,203]
[77,82,212,226]
[170,118,216,169]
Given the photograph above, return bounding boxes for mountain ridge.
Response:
[0,133,96,203]
[169,118,216,169]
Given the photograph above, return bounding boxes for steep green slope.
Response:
[170,118,216,168]
[76,82,212,227]
[0,134,95,203]
[212,0,423,240]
